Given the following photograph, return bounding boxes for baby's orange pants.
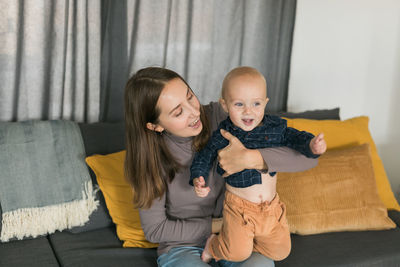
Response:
[209,191,291,262]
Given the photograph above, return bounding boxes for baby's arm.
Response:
[190,137,221,184]
[190,130,228,195]
[283,125,321,158]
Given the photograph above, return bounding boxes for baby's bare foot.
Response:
[201,234,216,262]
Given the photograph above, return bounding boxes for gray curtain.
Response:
[101,0,297,121]
[0,0,296,123]
[0,0,101,122]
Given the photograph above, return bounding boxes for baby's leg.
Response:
[253,197,291,261]
[201,234,216,262]
[208,196,254,262]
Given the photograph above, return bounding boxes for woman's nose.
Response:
[188,103,200,117]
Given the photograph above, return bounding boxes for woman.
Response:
[124,67,317,267]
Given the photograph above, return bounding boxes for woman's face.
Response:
[154,78,202,137]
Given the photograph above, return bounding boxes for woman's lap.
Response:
[157,246,274,267]
[157,246,212,267]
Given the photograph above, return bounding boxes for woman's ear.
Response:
[146,122,164,133]
[219,98,229,113]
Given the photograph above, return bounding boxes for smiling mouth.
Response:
[242,119,254,126]
[189,118,201,128]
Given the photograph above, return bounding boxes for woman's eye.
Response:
[234,103,243,107]
[188,93,193,100]
[175,109,183,117]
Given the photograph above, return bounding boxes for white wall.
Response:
[288,0,400,200]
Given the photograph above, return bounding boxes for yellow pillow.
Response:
[277,144,396,235]
[86,151,158,248]
[285,116,400,211]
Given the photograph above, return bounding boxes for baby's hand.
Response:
[193,176,210,197]
[310,133,327,155]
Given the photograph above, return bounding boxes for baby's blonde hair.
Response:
[221,66,267,99]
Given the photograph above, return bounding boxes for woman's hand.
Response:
[212,218,223,234]
[217,129,267,177]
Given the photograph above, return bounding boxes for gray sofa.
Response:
[1,110,400,267]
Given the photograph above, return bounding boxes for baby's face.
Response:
[221,74,268,132]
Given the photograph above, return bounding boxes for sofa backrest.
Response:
[78,122,125,157]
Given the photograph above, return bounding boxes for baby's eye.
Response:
[254,102,261,106]
[234,103,243,107]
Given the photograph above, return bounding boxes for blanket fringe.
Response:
[1,180,99,242]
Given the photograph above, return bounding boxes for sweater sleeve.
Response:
[258,146,318,173]
[139,193,212,244]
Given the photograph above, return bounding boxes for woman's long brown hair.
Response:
[124,67,210,209]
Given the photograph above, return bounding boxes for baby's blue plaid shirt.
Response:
[189,115,319,188]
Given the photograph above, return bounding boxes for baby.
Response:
[189,66,326,262]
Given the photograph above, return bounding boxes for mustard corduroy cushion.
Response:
[277,144,396,235]
[85,151,158,248]
[285,116,400,211]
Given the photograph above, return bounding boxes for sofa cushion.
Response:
[277,144,396,235]
[86,151,158,248]
[285,116,400,211]
[49,226,158,267]
[0,236,59,267]
[277,227,400,267]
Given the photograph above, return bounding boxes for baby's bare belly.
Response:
[226,173,277,203]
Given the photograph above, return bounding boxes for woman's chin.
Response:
[190,122,203,136]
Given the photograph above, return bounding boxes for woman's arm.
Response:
[258,146,318,173]
[139,193,212,243]
[217,130,318,176]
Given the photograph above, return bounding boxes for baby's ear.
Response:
[219,98,228,113]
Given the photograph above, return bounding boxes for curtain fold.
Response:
[0,0,296,122]
[0,0,101,122]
